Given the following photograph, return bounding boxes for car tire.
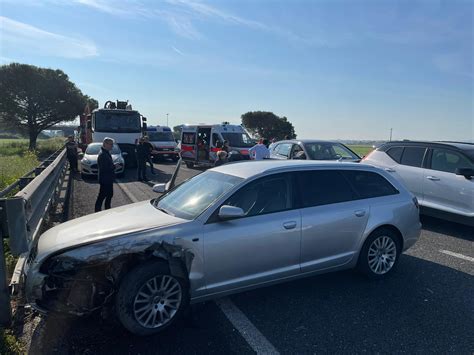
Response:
[185,161,194,168]
[358,228,401,279]
[116,261,189,336]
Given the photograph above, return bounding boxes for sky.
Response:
[0,0,472,141]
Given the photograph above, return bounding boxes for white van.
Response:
[146,126,180,162]
[180,123,254,168]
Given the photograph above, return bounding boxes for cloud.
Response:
[0,16,98,58]
[172,46,184,56]
[69,0,322,45]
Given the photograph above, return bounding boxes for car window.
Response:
[386,146,403,163]
[156,171,243,220]
[297,170,356,207]
[430,148,474,173]
[276,143,292,157]
[224,174,293,217]
[342,170,399,199]
[400,147,426,167]
[304,143,359,160]
[291,144,303,158]
[333,144,358,159]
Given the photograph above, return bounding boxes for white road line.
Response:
[215,297,280,355]
[116,180,139,203]
[439,250,474,263]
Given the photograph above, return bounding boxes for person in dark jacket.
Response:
[94,138,115,212]
[65,135,79,173]
[143,136,156,175]
[136,137,150,181]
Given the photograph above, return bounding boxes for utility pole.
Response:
[389,128,393,142]
[166,113,169,127]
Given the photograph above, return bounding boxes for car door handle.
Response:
[426,176,440,181]
[384,168,396,172]
[354,210,366,217]
[283,221,297,230]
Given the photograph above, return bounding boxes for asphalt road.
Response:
[39,161,473,354]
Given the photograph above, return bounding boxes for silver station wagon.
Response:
[25,161,421,335]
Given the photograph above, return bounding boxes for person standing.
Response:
[94,138,115,212]
[143,136,156,175]
[249,139,270,160]
[65,135,79,173]
[136,137,149,181]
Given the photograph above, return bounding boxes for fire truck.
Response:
[180,122,254,168]
[79,100,147,167]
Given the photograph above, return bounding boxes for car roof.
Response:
[379,140,474,152]
[274,139,344,145]
[211,160,377,179]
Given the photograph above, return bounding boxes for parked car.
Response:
[80,142,126,178]
[362,141,474,225]
[270,140,361,162]
[25,161,420,335]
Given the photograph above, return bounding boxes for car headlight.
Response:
[114,158,124,164]
[82,158,90,164]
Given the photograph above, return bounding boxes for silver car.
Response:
[80,142,126,177]
[25,161,420,335]
[270,139,361,162]
[362,141,474,226]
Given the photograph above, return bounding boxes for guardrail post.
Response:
[0,230,12,326]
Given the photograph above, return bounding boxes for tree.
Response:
[0,63,92,150]
[241,111,296,140]
[173,125,183,140]
[84,95,99,111]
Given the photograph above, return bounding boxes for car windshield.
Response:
[304,143,360,160]
[148,131,175,142]
[85,144,121,155]
[221,132,254,148]
[93,111,141,133]
[154,171,243,220]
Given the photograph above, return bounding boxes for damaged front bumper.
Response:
[24,238,197,317]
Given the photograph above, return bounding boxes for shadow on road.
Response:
[32,254,473,354]
[421,215,474,242]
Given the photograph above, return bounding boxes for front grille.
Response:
[90,164,98,169]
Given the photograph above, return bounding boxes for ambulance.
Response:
[180,122,254,168]
[146,125,180,162]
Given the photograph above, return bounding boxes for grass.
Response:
[0,138,65,191]
[0,328,24,355]
[347,144,374,157]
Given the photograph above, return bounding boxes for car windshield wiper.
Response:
[156,206,175,216]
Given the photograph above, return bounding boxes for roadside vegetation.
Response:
[0,137,64,191]
[347,144,373,157]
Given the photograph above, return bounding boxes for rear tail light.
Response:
[412,196,419,209]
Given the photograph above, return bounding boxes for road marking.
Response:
[439,250,474,263]
[116,180,139,203]
[215,297,279,355]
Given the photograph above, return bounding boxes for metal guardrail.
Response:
[0,148,68,325]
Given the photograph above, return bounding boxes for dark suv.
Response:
[363,141,474,225]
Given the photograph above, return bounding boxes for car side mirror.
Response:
[78,152,84,159]
[455,168,474,180]
[153,183,166,193]
[218,205,245,219]
[122,152,128,157]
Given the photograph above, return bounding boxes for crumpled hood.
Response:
[36,200,185,261]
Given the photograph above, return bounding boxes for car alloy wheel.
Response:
[367,236,397,275]
[133,275,182,329]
